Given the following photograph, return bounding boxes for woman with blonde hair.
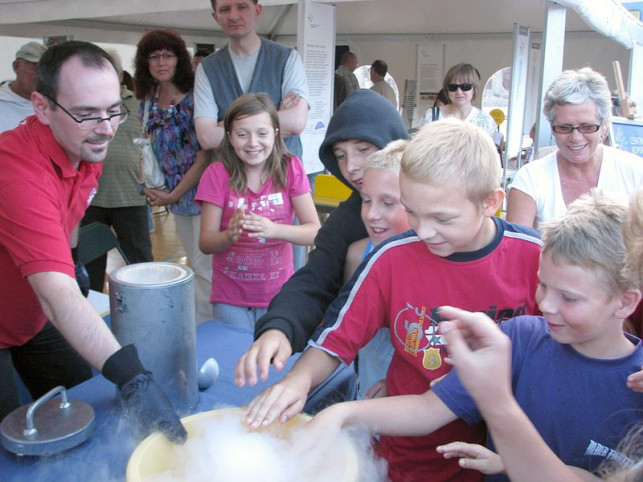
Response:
[420,62,496,138]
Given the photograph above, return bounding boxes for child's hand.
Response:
[227,208,244,244]
[242,211,277,239]
[235,329,292,387]
[626,366,643,393]
[290,404,345,458]
[244,373,310,429]
[438,306,513,406]
[437,441,505,475]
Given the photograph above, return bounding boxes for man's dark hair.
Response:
[371,60,388,78]
[211,0,258,10]
[36,40,118,104]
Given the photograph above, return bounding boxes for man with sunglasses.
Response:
[0,41,186,445]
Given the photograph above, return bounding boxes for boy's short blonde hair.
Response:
[540,189,636,295]
[623,189,643,289]
[402,118,501,203]
[365,139,408,175]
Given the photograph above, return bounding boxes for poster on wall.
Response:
[297,0,335,174]
[610,116,643,157]
[504,24,530,163]
[523,41,541,137]
[417,43,444,96]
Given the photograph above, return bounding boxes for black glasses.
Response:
[46,96,129,130]
[148,52,177,62]
[551,124,601,134]
[447,83,474,92]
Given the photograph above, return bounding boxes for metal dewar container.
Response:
[109,262,198,415]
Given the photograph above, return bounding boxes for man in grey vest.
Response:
[194,0,309,157]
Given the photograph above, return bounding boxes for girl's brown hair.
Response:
[220,93,291,193]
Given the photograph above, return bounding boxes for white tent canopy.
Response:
[0,0,640,119]
[0,0,638,41]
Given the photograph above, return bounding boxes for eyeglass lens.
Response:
[148,53,176,62]
[552,124,600,134]
[46,95,128,129]
[447,83,473,92]
[78,112,128,129]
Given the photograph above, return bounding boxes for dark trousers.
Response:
[0,322,92,421]
[81,205,153,292]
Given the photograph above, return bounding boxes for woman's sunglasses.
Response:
[447,83,474,92]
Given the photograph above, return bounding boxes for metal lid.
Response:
[0,386,94,456]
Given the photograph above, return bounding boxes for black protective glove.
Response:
[102,344,187,444]
[71,247,90,297]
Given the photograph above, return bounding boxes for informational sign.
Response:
[401,79,417,130]
[417,43,444,95]
[194,43,215,55]
[297,0,335,174]
[610,116,643,157]
[43,35,72,46]
[504,24,530,162]
[524,42,541,136]
[622,1,643,21]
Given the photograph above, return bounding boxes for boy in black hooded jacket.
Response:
[235,89,409,386]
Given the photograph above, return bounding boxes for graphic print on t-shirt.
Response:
[224,192,288,281]
[393,302,448,371]
[392,301,530,372]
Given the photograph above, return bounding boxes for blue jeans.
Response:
[212,303,268,331]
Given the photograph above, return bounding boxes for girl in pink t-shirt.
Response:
[196,93,320,329]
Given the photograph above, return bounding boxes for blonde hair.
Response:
[540,189,636,296]
[364,139,408,175]
[623,189,643,290]
[402,118,501,203]
[597,424,643,481]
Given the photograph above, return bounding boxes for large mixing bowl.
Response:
[126,407,360,481]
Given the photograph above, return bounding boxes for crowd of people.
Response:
[0,0,642,480]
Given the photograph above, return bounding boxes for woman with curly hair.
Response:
[134,29,212,324]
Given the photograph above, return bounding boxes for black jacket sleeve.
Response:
[254,191,367,352]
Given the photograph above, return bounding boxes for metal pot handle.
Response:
[23,386,70,436]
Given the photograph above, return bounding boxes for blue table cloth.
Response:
[1,321,355,481]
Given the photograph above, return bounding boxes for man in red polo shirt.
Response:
[0,41,185,443]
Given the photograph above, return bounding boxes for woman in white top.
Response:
[420,63,496,137]
[507,67,643,230]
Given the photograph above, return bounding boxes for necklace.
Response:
[150,87,178,129]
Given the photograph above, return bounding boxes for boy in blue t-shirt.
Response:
[302,189,643,480]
